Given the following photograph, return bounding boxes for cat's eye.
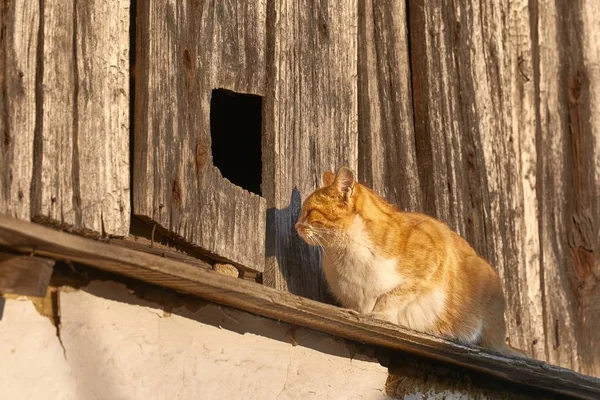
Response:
[305,209,314,218]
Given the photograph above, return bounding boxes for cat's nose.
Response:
[295,221,306,231]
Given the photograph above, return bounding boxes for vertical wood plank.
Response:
[0,1,39,221]
[357,0,422,211]
[580,0,600,375]
[408,0,546,359]
[408,0,600,377]
[73,0,130,236]
[506,0,545,359]
[537,0,600,377]
[408,1,474,242]
[36,0,75,231]
[263,0,358,302]
[1,0,130,237]
[583,0,600,210]
[134,0,267,272]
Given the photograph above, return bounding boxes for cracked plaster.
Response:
[0,281,392,400]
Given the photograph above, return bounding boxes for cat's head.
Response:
[295,167,357,247]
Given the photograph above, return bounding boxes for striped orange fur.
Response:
[295,166,526,357]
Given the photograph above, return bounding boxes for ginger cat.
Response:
[295,166,525,357]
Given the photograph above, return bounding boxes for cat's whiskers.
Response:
[312,232,346,265]
[306,223,378,265]
[309,225,374,255]
[311,234,328,258]
[310,230,342,252]
[295,167,524,357]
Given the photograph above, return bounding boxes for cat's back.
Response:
[398,211,478,256]
[378,210,480,281]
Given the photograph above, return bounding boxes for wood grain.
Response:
[262,0,358,302]
[407,0,599,377]
[0,1,39,221]
[3,0,598,379]
[357,0,422,211]
[0,253,54,297]
[505,0,545,360]
[108,237,213,272]
[0,215,598,399]
[134,0,267,272]
[0,0,130,237]
[409,0,490,250]
[70,0,130,236]
[408,0,537,362]
[536,0,600,377]
[580,1,600,374]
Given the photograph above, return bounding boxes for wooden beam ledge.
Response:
[0,252,54,297]
[0,214,597,399]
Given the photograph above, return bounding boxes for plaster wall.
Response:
[0,281,390,400]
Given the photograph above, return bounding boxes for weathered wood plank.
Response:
[536,0,600,377]
[408,0,547,361]
[505,0,546,360]
[0,1,39,221]
[0,253,54,297]
[262,0,358,302]
[0,215,598,399]
[36,0,75,232]
[407,0,600,377]
[108,237,213,272]
[583,1,600,209]
[72,0,130,236]
[134,0,266,272]
[409,0,490,252]
[452,0,546,360]
[357,0,422,211]
[1,0,130,237]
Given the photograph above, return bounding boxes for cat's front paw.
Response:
[365,311,397,325]
[345,308,362,317]
[366,311,385,320]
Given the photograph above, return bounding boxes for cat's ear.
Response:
[334,167,355,201]
[322,171,336,187]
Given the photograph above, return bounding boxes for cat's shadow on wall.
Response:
[265,187,336,305]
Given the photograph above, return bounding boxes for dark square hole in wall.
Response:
[210,89,262,196]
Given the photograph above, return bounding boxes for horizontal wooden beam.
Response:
[0,253,54,297]
[0,214,597,399]
[108,236,213,272]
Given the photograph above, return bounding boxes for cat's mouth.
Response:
[295,223,316,245]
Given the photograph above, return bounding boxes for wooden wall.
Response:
[262,0,600,378]
[0,0,130,237]
[133,0,267,272]
[2,0,598,378]
[262,0,359,301]
[411,0,600,377]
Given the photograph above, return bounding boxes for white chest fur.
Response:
[321,216,447,335]
[321,216,403,314]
